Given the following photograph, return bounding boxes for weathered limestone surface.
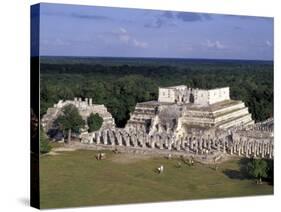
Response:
[158,85,230,106]
[43,86,274,162]
[42,97,115,132]
[81,117,273,160]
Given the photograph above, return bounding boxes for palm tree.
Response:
[247,159,268,184]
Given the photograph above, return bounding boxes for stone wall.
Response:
[81,119,274,160]
[158,85,230,106]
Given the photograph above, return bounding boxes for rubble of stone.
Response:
[41,97,115,132]
[44,86,274,161]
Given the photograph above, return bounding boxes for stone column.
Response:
[253,143,257,158]
[223,141,226,153]
[217,141,221,152]
[261,142,265,158]
[103,130,108,145]
[237,143,241,154]
[116,131,122,146]
[245,143,249,158]
[74,97,78,106]
[125,134,130,147]
[194,140,198,154]
[96,131,100,144]
[168,139,172,150]
[230,145,233,155]
[266,143,270,156]
[109,130,115,146]
[206,138,209,151]
[164,137,168,149]
[181,137,185,149]
[151,139,155,149]
[89,134,93,144]
[199,139,203,151]
[133,134,138,147]
[89,98,92,106]
[241,140,245,155]
[268,144,272,159]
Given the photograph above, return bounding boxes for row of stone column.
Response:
[86,130,230,155]
[82,129,273,159]
[231,139,273,159]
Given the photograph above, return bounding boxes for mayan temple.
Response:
[125,86,254,135]
[43,86,273,161]
[41,97,115,132]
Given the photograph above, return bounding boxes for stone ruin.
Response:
[41,97,115,133]
[43,86,274,162]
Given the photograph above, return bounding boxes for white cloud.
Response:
[205,40,225,49]
[119,27,127,34]
[132,39,148,48]
[266,40,272,47]
[119,34,130,43]
[115,27,148,48]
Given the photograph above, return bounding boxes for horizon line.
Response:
[38,55,274,62]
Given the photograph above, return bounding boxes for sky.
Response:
[36,3,274,60]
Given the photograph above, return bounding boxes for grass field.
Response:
[40,150,273,209]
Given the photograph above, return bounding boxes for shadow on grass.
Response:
[223,158,252,180]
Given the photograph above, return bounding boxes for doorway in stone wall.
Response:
[189,93,195,103]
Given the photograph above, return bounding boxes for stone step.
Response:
[214,107,249,123]
[217,114,252,129]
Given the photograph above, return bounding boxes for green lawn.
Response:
[40,150,273,209]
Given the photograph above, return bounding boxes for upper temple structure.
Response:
[158,85,230,105]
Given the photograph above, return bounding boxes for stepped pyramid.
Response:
[126,86,254,134]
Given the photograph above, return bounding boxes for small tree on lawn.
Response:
[40,127,52,154]
[247,159,268,184]
[87,113,103,132]
[55,104,85,143]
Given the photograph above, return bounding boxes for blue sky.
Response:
[37,3,274,60]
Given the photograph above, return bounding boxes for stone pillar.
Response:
[103,130,108,145]
[217,142,221,152]
[253,143,257,158]
[125,134,130,147]
[168,139,172,150]
[89,98,93,106]
[138,135,144,148]
[89,134,93,144]
[116,132,120,146]
[96,131,100,144]
[181,137,185,149]
[195,140,198,154]
[261,142,265,158]
[109,131,115,146]
[199,139,203,151]
[269,144,273,159]
[266,143,270,156]
[151,139,155,149]
[132,134,137,147]
[241,141,245,155]
[207,139,210,149]
[245,143,249,157]
[237,143,240,154]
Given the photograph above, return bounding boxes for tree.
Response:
[247,159,268,184]
[40,127,52,154]
[87,113,103,132]
[55,104,85,143]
